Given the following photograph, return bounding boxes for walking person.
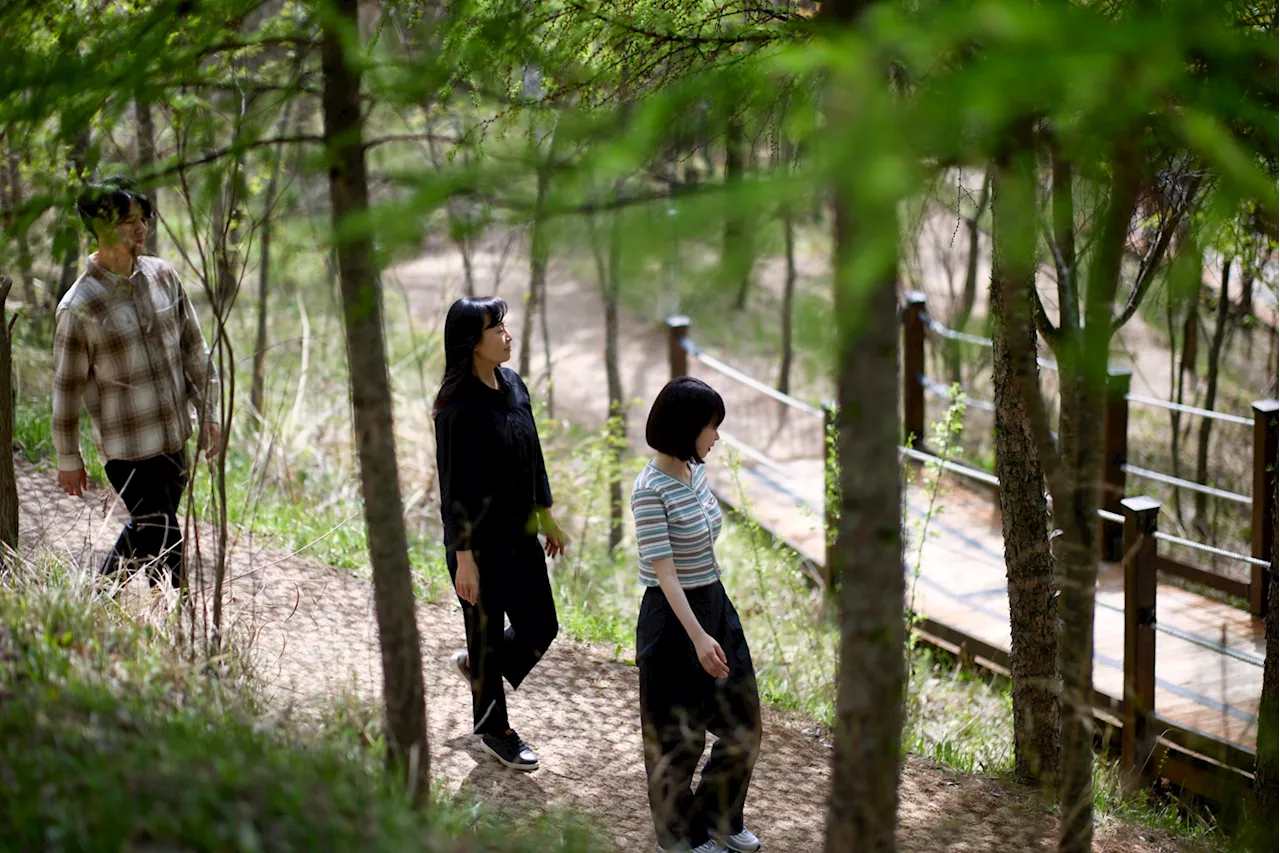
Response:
[632,377,762,853]
[52,177,220,589]
[433,295,567,771]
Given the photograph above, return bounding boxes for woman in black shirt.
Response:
[433,296,567,771]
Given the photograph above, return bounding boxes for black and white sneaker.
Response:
[712,827,760,853]
[449,650,470,685]
[480,728,540,771]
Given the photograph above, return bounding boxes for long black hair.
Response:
[432,296,508,417]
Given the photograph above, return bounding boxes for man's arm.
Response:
[51,308,90,473]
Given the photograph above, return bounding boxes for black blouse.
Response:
[434,367,554,551]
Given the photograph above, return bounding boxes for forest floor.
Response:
[16,460,1205,853]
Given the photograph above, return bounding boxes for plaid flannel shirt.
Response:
[52,255,220,472]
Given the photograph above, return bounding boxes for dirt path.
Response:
[16,461,1200,852]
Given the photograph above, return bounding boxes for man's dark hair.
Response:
[645,377,725,464]
[76,176,156,238]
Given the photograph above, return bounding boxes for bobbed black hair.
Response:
[76,176,156,239]
[645,377,725,464]
[432,296,508,417]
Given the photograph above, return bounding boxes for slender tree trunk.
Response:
[321,1,429,797]
[604,183,626,552]
[1194,256,1231,533]
[725,118,752,310]
[520,128,553,379]
[1054,146,1143,853]
[1256,484,1279,851]
[1167,298,1187,527]
[1238,260,1255,318]
[950,173,991,384]
[136,99,159,255]
[778,202,797,396]
[0,277,17,565]
[252,94,301,416]
[989,154,1060,788]
[589,180,627,552]
[56,130,91,306]
[823,5,904,849]
[4,147,37,309]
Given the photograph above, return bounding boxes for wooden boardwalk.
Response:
[703,452,1264,753]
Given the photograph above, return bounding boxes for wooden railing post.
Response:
[822,399,838,589]
[1122,495,1159,788]
[667,315,690,380]
[1251,398,1279,617]
[902,292,927,450]
[1101,366,1133,562]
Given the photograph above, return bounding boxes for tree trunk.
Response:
[520,128,553,379]
[136,99,159,255]
[950,173,991,385]
[989,157,1060,788]
[1237,260,1255,318]
[1167,297,1188,527]
[56,130,91,306]
[778,201,797,396]
[725,118,752,310]
[1255,484,1279,851]
[4,147,37,309]
[321,1,430,798]
[826,198,904,853]
[823,4,904,846]
[1194,256,1231,533]
[252,94,301,417]
[590,180,627,552]
[1054,147,1143,853]
[0,277,17,565]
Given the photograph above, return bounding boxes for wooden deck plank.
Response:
[705,456,1264,754]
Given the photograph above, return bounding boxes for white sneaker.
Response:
[714,828,760,853]
[449,650,470,685]
[657,842,727,853]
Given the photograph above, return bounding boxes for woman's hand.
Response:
[540,511,568,559]
[693,631,730,678]
[454,550,480,605]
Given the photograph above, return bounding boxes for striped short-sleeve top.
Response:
[631,459,723,589]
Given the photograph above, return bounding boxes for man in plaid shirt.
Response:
[53,177,220,588]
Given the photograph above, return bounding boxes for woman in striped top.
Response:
[631,377,762,853]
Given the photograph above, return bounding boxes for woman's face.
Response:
[695,422,720,460]
[474,316,512,365]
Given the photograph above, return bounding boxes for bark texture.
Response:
[823,5,904,849]
[0,277,17,564]
[989,160,1060,788]
[321,0,430,797]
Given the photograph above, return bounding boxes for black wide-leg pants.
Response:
[448,532,559,736]
[101,451,189,588]
[637,581,762,849]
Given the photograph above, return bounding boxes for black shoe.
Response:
[479,728,539,771]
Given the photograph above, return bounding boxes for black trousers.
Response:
[637,581,762,848]
[101,451,189,588]
[448,532,559,736]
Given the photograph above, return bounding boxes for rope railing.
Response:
[1125,393,1255,426]
[1152,531,1272,569]
[926,316,993,348]
[1122,464,1252,506]
[682,338,825,420]
[673,303,1278,620]
[898,444,1001,488]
